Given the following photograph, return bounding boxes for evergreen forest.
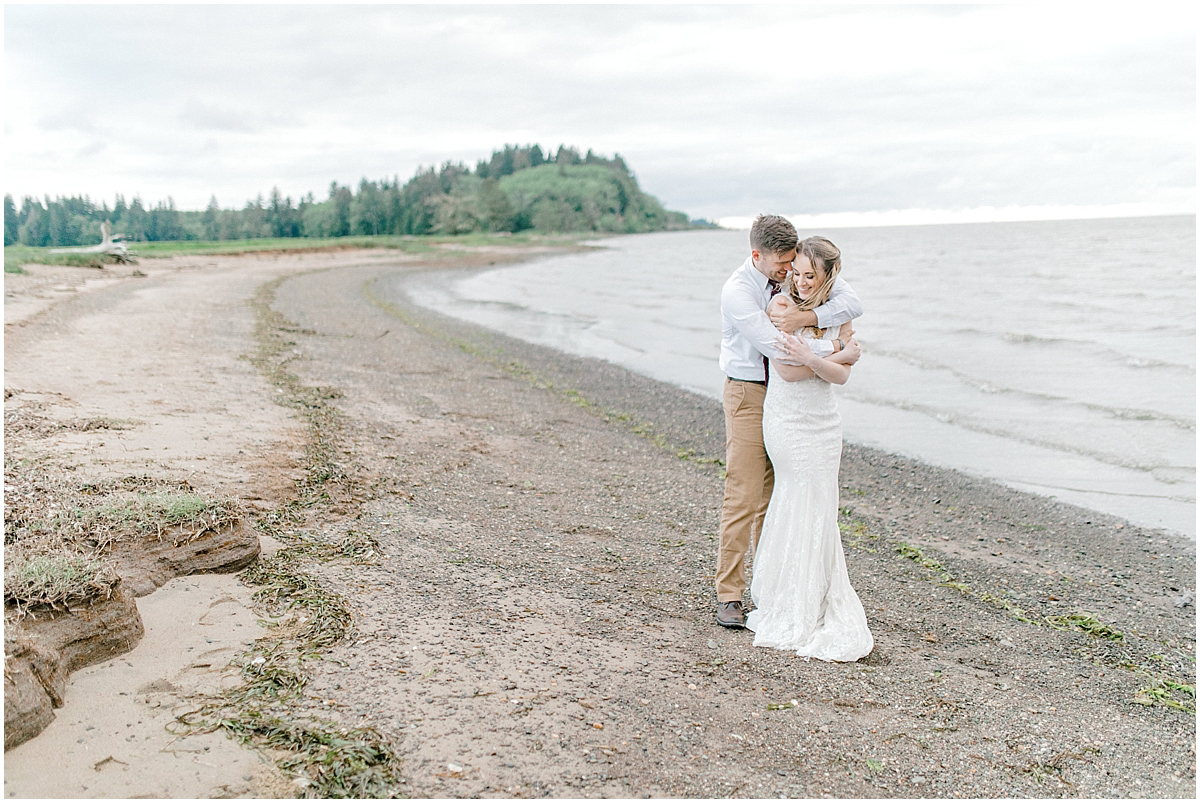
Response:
[4,145,708,247]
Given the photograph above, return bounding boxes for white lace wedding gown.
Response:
[745,354,874,662]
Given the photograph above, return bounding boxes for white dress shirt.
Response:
[719,256,863,382]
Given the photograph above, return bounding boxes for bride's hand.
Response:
[775,331,815,364]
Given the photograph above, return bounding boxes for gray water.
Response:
[405,216,1196,537]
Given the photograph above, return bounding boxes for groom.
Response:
[715,214,863,628]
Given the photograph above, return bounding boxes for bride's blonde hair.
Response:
[782,236,842,337]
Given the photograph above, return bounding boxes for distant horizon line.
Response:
[715,202,1195,230]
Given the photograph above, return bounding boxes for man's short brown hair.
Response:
[749,214,798,255]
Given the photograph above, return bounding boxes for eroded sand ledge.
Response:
[4,247,1195,797]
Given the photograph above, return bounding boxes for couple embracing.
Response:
[715,214,873,662]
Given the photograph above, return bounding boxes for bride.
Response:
[744,235,874,662]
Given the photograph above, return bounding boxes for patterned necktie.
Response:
[764,280,781,384]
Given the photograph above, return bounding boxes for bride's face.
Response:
[793,255,819,300]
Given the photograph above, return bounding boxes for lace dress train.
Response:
[745,368,873,662]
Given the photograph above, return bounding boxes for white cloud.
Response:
[3,4,1194,218]
[719,200,1195,230]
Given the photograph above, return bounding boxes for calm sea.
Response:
[405,216,1196,538]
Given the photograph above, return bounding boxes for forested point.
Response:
[4,144,715,247]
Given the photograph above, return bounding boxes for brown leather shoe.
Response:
[716,600,746,628]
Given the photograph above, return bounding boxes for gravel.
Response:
[251,252,1196,798]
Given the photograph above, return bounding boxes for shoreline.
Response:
[398,225,1195,539]
[4,246,1195,797]
[378,259,1196,578]
[385,259,1193,541]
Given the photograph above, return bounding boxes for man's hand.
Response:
[768,297,818,332]
[834,337,862,365]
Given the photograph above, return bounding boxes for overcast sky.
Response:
[4,3,1195,223]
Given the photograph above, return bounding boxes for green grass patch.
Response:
[3,552,120,615]
[2,465,240,619]
[131,235,427,258]
[977,591,1036,624]
[4,245,131,273]
[4,467,241,553]
[1133,676,1196,713]
[838,512,878,552]
[878,530,1044,625]
[1046,612,1124,641]
[894,541,946,573]
[5,232,586,273]
[120,231,580,259]
[93,490,238,538]
[1120,655,1195,712]
[23,489,239,549]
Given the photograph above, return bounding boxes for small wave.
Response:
[608,338,649,355]
[1123,356,1194,370]
[949,328,1194,371]
[1152,466,1196,486]
[648,320,714,335]
[1144,324,1197,335]
[844,391,1192,476]
[1011,479,1194,503]
[1001,332,1064,345]
[867,348,1195,430]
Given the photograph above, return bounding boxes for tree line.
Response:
[5,145,707,247]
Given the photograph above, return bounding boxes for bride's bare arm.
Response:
[773,331,853,385]
[771,359,816,382]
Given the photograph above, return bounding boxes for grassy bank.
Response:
[3,245,129,274]
[2,467,242,614]
[5,232,594,274]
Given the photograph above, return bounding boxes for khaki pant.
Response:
[716,379,774,602]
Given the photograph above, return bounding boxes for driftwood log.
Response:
[47,220,131,262]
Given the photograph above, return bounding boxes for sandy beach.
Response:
[4,245,1195,798]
